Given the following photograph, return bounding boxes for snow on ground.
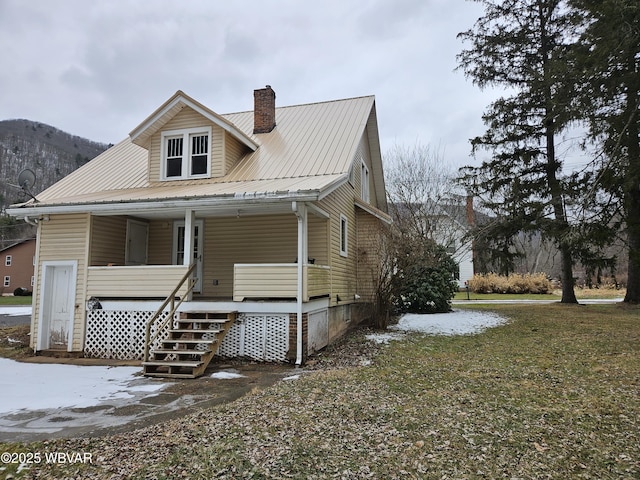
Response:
[0,306,32,316]
[0,359,165,415]
[366,309,508,344]
[392,309,508,335]
[210,370,246,379]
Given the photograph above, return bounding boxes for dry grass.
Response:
[3,304,639,479]
[0,324,31,359]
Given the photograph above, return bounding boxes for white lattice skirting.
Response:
[84,310,176,360]
[84,311,290,362]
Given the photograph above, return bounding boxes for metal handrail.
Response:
[143,263,197,362]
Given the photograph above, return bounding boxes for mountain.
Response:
[0,119,109,209]
[0,119,109,248]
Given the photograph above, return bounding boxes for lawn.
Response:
[0,295,33,306]
[2,303,639,479]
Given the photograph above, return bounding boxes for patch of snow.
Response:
[0,359,165,415]
[211,370,246,379]
[390,309,508,336]
[7,337,21,344]
[0,307,32,317]
[282,375,300,381]
[365,332,405,344]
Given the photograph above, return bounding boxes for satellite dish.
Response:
[18,168,36,190]
[13,168,38,202]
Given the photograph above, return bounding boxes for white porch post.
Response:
[293,201,308,366]
[184,209,195,266]
[184,209,196,301]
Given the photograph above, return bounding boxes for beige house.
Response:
[7,86,390,377]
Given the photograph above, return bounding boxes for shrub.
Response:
[468,273,552,294]
[392,242,459,314]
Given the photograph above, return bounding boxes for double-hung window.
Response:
[161,127,211,180]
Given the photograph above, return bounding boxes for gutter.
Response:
[6,191,320,218]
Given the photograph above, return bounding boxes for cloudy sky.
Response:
[0,0,500,169]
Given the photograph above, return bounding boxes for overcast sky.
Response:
[0,0,501,170]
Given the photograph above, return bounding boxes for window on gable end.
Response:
[161,127,211,180]
[5,255,11,267]
[340,214,348,257]
[361,161,370,203]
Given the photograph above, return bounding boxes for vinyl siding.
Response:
[32,213,90,351]
[147,220,173,265]
[86,265,190,298]
[202,214,299,298]
[148,106,226,183]
[318,182,358,307]
[224,132,247,175]
[356,208,384,302]
[89,216,126,266]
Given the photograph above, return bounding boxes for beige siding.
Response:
[356,208,384,302]
[233,264,297,301]
[233,264,330,301]
[224,132,246,175]
[148,220,173,265]
[318,183,358,307]
[211,127,224,177]
[32,213,90,351]
[89,216,126,266]
[87,265,190,298]
[148,107,227,184]
[202,214,298,297]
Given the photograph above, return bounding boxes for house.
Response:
[0,238,36,295]
[7,86,390,377]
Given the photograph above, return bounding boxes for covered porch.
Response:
[82,199,332,364]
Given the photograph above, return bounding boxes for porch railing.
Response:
[233,263,330,302]
[143,263,196,362]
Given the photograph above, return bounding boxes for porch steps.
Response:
[142,310,236,379]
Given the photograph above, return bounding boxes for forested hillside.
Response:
[0,119,109,247]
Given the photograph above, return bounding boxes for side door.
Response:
[38,262,76,351]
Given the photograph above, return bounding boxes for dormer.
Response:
[129,91,258,184]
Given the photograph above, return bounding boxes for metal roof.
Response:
[9,94,379,214]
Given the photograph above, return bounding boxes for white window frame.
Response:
[5,255,11,267]
[339,214,348,257]
[160,126,212,181]
[361,161,370,203]
[3,276,9,287]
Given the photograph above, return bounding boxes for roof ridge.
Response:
[223,94,374,116]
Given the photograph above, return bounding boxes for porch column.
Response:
[293,201,308,366]
[183,209,196,267]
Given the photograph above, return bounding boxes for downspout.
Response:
[292,201,306,366]
[24,215,39,226]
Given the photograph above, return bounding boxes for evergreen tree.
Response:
[571,0,640,303]
[457,0,585,303]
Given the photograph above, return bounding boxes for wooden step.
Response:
[142,360,203,368]
[143,309,237,379]
[170,328,222,335]
[152,348,211,356]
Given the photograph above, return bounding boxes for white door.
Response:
[39,262,76,351]
[173,220,204,293]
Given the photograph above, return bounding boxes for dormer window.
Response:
[161,127,211,180]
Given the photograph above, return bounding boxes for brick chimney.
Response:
[253,85,276,134]
[466,194,476,227]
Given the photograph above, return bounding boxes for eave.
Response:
[129,90,259,151]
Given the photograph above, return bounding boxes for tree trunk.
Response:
[623,60,640,304]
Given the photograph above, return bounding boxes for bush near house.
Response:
[392,241,459,314]
[469,272,553,294]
